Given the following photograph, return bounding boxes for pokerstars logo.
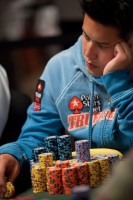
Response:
[68,96,89,131]
[68,95,101,131]
[34,79,45,111]
[68,95,101,114]
[68,96,83,114]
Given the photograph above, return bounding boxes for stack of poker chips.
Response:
[96,157,111,183]
[57,135,73,160]
[62,166,78,195]
[44,136,58,160]
[32,147,45,162]
[74,163,89,185]
[43,135,73,161]
[30,138,120,196]
[91,154,119,168]
[31,163,47,193]
[46,167,63,195]
[75,140,90,162]
[85,160,101,188]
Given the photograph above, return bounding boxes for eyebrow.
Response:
[82,29,112,46]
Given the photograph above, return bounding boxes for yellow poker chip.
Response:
[4,182,15,198]
[72,148,123,159]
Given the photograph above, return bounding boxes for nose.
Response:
[85,40,97,59]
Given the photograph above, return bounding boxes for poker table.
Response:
[0,185,94,200]
[8,187,73,200]
[0,148,123,200]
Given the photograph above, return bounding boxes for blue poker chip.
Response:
[57,135,73,160]
[32,147,45,162]
[44,136,59,160]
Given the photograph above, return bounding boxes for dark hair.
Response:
[80,0,133,39]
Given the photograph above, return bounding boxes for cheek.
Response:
[99,51,115,67]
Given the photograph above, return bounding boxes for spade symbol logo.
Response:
[68,96,83,114]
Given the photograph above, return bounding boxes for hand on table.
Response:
[0,154,20,197]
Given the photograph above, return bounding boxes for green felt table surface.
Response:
[19,188,73,200]
[0,187,73,200]
[0,185,94,200]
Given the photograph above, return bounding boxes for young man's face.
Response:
[82,14,121,77]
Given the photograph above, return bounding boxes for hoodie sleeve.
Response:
[0,58,65,168]
[102,69,133,146]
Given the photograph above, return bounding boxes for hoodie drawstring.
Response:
[88,80,94,148]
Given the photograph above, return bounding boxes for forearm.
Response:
[102,69,133,139]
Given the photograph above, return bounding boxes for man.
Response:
[0,65,10,138]
[0,0,133,196]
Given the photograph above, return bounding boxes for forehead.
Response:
[82,14,120,43]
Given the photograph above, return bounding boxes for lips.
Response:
[84,56,103,77]
[85,60,98,68]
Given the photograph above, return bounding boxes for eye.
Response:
[97,43,109,49]
[82,31,90,41]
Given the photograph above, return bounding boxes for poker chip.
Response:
[62,166,77,195]
[86,160,101,188]
[98,157,111,183]
[38,152,54,167]
[57,135,73,160]
[75,140,90,162]
[46,167,63,195]
[4,182,15,198]
[31,164,47,193]
[44,136,59,160]
[74,162,89,185]
[55,160,70,168]
[32,147,45,162]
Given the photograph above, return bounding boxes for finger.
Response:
[115,42,132,62]
[119,41,132,58]
[113,43,126,60]
[5,157,20,183]
[7,163,20,183]
[0,157,8,196]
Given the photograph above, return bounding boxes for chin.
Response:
[86,66,103,77]
[87,69,103,77]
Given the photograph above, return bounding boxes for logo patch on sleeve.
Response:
[34,79,45,111]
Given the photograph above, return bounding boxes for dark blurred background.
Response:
[0,0,82,100]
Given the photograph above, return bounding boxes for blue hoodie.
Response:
[0,36,133,168]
